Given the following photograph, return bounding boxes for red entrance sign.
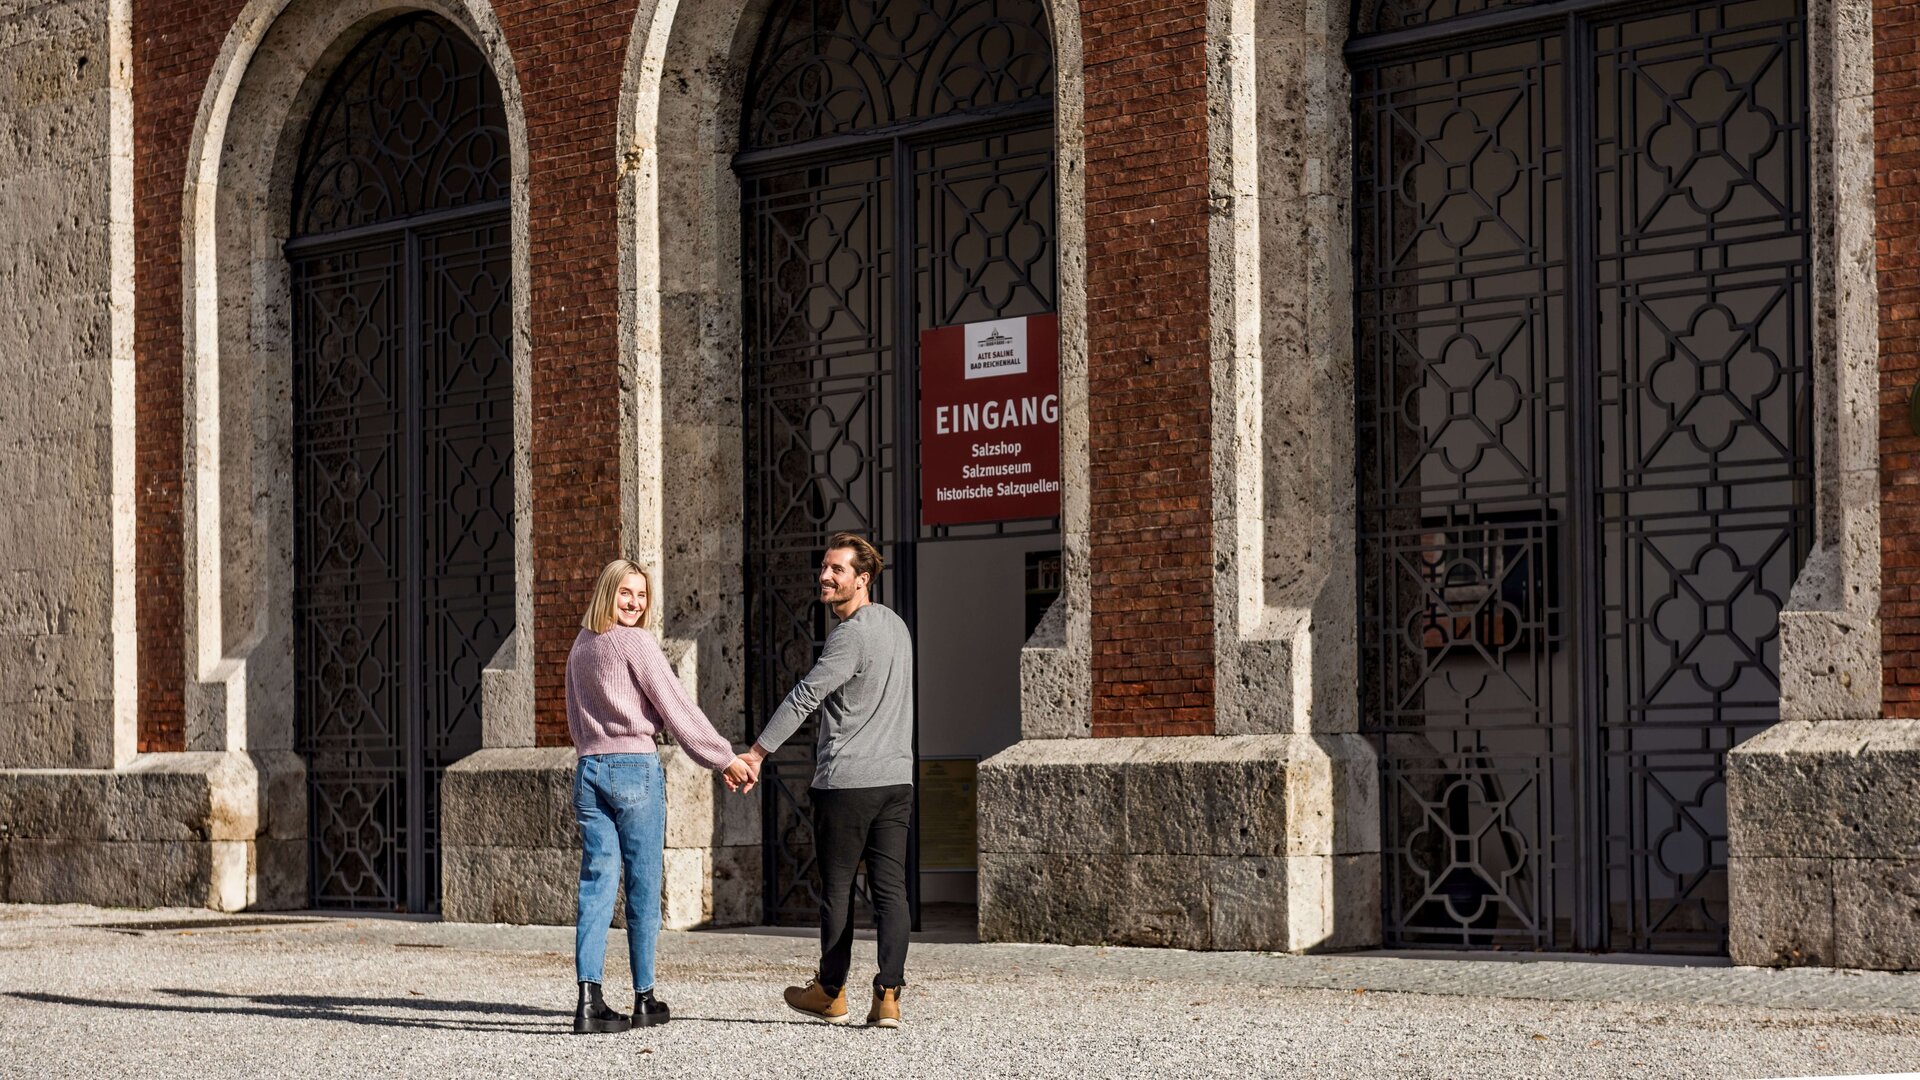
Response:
[919,314,1061,526]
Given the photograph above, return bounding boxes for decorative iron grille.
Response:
[293,14,508,238]
[1351,0,1811,952]
[743,0,1052,150]
[290,14,514,913]
[740,0,1056,925]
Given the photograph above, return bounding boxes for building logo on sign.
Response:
[965,320,1028,379]
[920,314,1061,527]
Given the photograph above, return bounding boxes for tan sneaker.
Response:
[866,985,902,1028]
[783,978,850,1024]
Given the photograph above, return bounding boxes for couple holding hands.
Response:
[565,532,914,1034]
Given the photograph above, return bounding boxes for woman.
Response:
[567,558,755,1035]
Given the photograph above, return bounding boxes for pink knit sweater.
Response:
[564,627,736,769]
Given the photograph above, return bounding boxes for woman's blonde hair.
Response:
[581,558,653,633]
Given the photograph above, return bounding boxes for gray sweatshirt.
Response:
[756,602,914,790]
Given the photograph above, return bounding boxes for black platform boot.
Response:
[573,981,631,1034]
[633,988,671,1027]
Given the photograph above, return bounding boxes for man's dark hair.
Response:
[827,532,884,580]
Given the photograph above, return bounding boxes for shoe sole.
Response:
[869,1017,900,1029]
[633,1013,670,1028]
[572,1019,631,1035]
[786,1002,851,1025]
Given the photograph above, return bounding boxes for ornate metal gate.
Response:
[738,0,1056,924]
[1351,0,1811,950]
[288,14,514,912]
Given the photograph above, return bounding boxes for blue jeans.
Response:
[572,753,665,993]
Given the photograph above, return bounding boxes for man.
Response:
[740,531,914,1029]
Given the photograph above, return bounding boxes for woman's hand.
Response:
[722,755,759,793]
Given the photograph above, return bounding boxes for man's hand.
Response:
[722,755,759,794]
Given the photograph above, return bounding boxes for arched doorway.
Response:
[288,13,514,912]
[737,0,1059,924]
[1350,0,1813,950]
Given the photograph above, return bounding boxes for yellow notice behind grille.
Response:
[917,758,978,871]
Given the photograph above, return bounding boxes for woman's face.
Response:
[615,573,648,628]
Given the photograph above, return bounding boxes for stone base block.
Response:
[253,836,307,911]
[0,751,303,911]
[442,843,578,925]
[440,747,759,928]
[977,735,1380,951]
[2,838,214,907]
[1728,720,1920,970]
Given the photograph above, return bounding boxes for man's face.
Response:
[818,547,867,606]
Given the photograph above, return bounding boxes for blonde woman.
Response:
[566,558,755,1035]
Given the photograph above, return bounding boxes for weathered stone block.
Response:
[716,768,760,848]
[663,846,709,929]
[1,838,212,907]
[1124,736,1345,858]
[979,736,1381,951]
[439,747,577,849]
[978,852,1125,946]
[0,700,114,770]
[1208,855,1290,951]
[1728,856,1835,967]
[662,744,716,850]
[1123,854,1213,948]
[1328,852,1382,950]
[252,836,305,911]
[711,844,759,927]
[1017,597,1090,740]
[1834,859,1920,970]
[0,751,255,843]
[977,740,1126,855]
[1122,751,1291,858]
[253,750,305,842]
[440,844,576,926]
[1326,737,1380,854]
[1728,720,1920,860]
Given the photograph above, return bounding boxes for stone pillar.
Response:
[978,0,1378,953]
[0,0,281,907]
[1728,722,1920,968]
[980,736,1378,950]
[0,0,129,771]
[1725,0,1916,972]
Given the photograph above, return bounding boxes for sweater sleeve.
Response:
[623,631,738,771]
[755,617,862,754]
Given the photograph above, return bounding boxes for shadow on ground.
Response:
[5,990,830,1033]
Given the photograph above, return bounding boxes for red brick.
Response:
[1082,0,1216,737]
[1885,0,1920,713]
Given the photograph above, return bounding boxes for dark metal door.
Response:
[288,15,514,913]
[1351,0,1811,951]
[738,0,1056,925]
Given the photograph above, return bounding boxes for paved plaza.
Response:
[1,903,1918,1078]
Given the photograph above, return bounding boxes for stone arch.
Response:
[178,0,535,760]
[609,0,1086,925]
[615,0,1090,737]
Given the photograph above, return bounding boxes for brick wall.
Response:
[505,1,636,745]
[1883,0,1920,714]
[1079,0,1216,737]
[133,2,635,749]
[133,7,238,751]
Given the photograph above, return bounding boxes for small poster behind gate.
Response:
[918,313,1061,526]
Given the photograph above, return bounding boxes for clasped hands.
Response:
[721,744,767,794]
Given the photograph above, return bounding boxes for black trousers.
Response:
[810,784,913,991]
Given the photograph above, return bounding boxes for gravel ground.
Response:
[2,904,1918,1079]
